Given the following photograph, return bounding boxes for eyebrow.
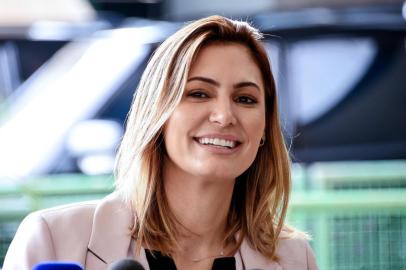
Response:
[188,76,220,87]
[187,76,260,91]
[234,81,260,91]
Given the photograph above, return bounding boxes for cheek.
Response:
[243,114,265,161]
[163,114,183,154]
[167,104,205,134]
[163,119,183,170]
[163,107,199,154]
[245,110,266,141]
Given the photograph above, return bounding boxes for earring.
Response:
[259,135,265,146]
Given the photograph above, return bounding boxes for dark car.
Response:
[254,5,406,162]
[1,7,405,180]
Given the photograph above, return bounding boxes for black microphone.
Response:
[108,259,145,270]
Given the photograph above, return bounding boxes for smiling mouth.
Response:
[194,137,241,149]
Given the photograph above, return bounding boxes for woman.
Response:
[4,16,318,270]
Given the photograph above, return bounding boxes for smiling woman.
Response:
[164,43,265,182]
[4,16,318,270]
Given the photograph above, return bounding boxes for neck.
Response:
[163,160,235,257]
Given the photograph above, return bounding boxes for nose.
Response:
[209,97,237,127]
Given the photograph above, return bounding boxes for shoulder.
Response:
[239,227,318,270]
[276,228,318,270]
[15,199,99,241]
[4,199,100,269]
[22,192,128,235]
[4,193,132,270]
[36,200,98,227]
[9,199,100,253]
[33,200,99,244]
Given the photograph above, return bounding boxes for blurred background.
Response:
[0,0,406,269]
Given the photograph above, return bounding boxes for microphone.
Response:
[33,262,84,270]
[108,259,145,270]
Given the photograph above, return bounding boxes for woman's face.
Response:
[163,43,266,181]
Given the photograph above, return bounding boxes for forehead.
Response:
[188,43,263,86]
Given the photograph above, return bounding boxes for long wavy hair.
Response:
[114,15,291,260]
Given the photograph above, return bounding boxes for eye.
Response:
[235,95,257,104]
[187,90,209,99]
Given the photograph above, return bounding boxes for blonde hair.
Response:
[114,15,291,260]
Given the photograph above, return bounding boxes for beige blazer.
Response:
[3,193,318,270]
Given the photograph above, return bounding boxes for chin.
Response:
[193,165,244,182]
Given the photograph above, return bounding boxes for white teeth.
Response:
[198,137,236,148]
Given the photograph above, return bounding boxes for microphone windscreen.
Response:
[108,259,145,270]
[33,262,84,270]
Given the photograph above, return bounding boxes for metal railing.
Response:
[289,190,406,270]
[289,160,406,270]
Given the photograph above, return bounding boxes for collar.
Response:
[239,238,282,270]
[87,193,142,264]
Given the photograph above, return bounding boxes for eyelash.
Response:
[187,90,258,105]
[235,96,258,104]
[187,91,208,99]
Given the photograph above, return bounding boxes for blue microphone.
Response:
[33,262,84,270]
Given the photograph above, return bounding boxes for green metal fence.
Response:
[288,190,406,270]
[289,160,406,270]
[1,161,406,269]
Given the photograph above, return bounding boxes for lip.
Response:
[194,133,241,142]
[193,133,242,154]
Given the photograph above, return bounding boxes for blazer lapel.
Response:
[87,193,134,266]
[239,238,282,270]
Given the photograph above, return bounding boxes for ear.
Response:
[259,132,266,146]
